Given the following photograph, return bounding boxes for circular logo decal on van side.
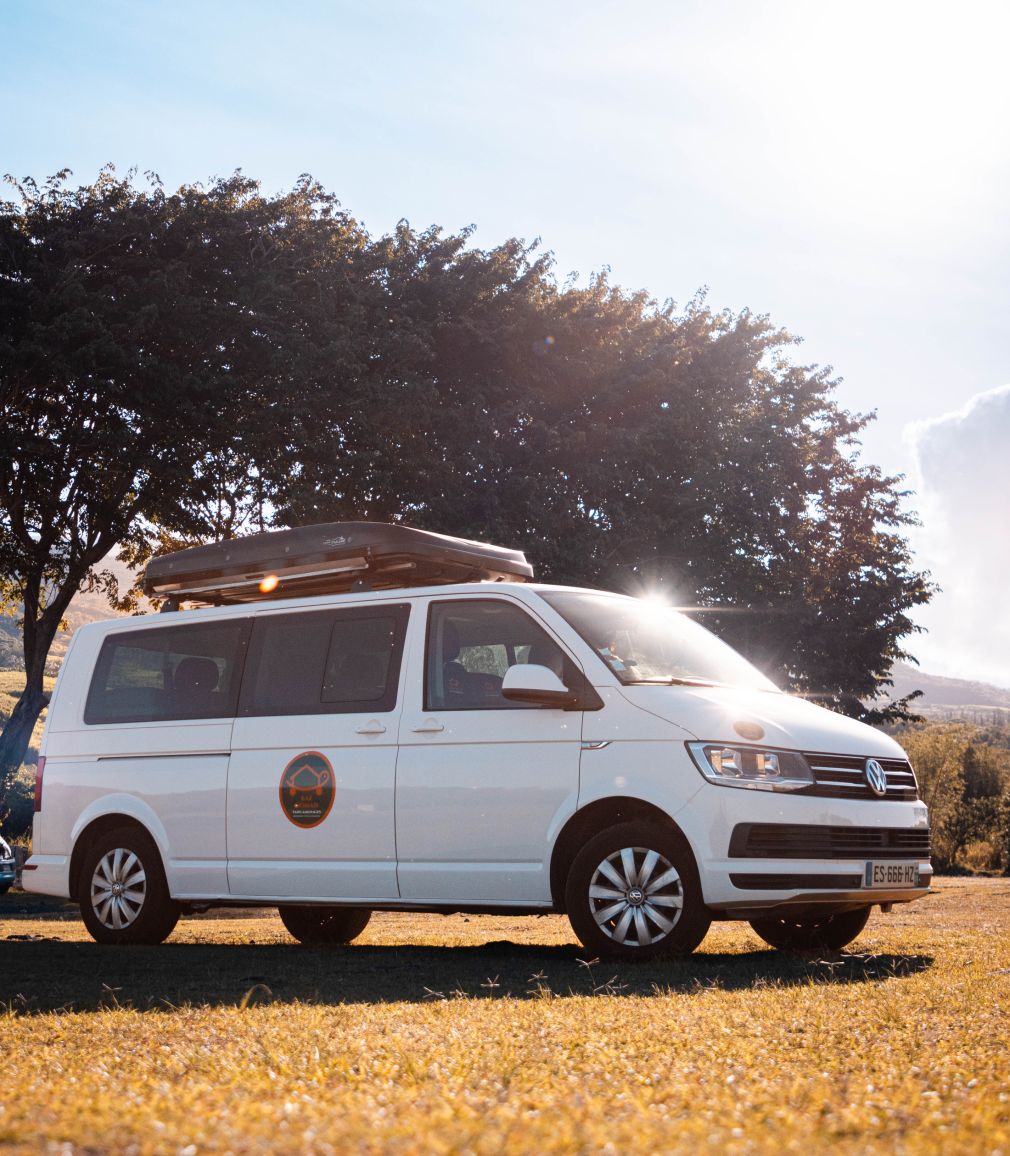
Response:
[279,752,335,828]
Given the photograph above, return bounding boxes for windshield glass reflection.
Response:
[540,591,779,692]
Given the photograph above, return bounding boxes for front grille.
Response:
[729,872,864,890]
[729,823,932,860]
[799,753,919,801]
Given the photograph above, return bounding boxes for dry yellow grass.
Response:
[1,877,1008,1154]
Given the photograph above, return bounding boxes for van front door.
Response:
[226,603,410,901]
[395,597,583,905]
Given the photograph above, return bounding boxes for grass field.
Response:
[1,877,1008,1154]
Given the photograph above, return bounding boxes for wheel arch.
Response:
[549,796,697,912]
[68,812,164,902]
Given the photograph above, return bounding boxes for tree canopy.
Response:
[0,166,933,794]
[897,723,1010,872]
[272,223,933,720]
[0,167,367,783]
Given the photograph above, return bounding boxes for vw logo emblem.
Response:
[864,758,888,796]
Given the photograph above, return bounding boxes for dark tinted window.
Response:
[321,617,402,704]
[240,604,409,716]
[85,619,249,725]
[425,599,571,711]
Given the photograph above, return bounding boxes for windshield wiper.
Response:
[623,676,718,687]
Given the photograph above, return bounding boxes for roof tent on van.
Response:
[142,521,534,606]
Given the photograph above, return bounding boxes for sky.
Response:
[2,0,1009,685]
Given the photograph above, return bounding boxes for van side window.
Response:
[321,616,404,705]
[240,605,409,716]
[425,599,571,711]
[84,620,249,725]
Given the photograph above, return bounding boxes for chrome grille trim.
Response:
[800,752,919,801]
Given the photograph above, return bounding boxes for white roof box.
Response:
[142,522,534,606]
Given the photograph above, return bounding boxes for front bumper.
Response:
[708,868,933,918]
[674,777,932,913]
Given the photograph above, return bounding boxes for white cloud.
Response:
[906,385,1010,688]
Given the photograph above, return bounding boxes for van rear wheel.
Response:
[749,906,872,952]
[79,827,180,946]
[278,905,371,945]
[565,821,711,961]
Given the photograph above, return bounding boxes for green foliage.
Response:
[0,166,368,780]
[272,241,934,721]
[1,765,33,838]
[895,722,1010,872]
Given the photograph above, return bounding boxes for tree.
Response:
[0,167,368,793]
[898,725,970,867]
[896,723,1010,872]
[274,239,933,719]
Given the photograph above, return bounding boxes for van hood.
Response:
[618,684,907,759]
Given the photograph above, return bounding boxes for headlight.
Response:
[687,742,814,792]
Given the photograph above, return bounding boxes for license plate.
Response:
[865,861,919,888]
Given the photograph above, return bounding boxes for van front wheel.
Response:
[565,822,711,960]
[278,905,371,945]
[79,827,180,946]
[749,906,872,952]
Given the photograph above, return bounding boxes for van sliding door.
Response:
[226,603,409,901]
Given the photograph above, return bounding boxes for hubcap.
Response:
[91,848,147,931]
[588,845,684,947]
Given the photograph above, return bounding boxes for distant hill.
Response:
[878,661,1010,722]
[0,558,144,672]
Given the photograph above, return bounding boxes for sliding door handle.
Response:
[412,718,445,734]
[355,721,387,735]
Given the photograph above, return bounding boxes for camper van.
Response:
[23,523,931,959]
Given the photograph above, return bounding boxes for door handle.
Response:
[355,721,387,735]
[412,718,445,734]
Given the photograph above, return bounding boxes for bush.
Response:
[892,722,1010,873]
[957,840,1003,874]
[1,765,34,839]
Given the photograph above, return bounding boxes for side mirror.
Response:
[501,664,580,709]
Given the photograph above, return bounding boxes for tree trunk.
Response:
[0,679,48,816]
[0,601,68,810]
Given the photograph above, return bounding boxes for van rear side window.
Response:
[239,605,409,716]
[84,620,249,725]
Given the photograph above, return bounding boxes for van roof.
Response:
[142,522,534,607]
[68,583,637,645]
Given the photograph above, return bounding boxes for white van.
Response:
[23,523,931,959]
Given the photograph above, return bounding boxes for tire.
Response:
[749,905,872,953]
[78,826,180,946]
[278,905,372,945]
[565,821,711,961]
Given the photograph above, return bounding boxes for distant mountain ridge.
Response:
[0,559,144,671]
[883,661,1010,715]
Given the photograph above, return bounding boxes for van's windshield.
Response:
[539,591,779,693]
